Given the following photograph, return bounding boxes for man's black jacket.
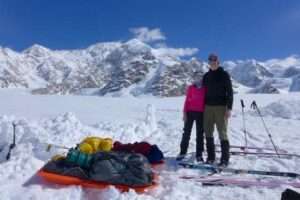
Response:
[202,67,233,110]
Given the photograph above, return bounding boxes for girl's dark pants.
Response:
[180,111,204,157]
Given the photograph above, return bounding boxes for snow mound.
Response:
[259,100,300,120]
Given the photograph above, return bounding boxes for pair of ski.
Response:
[216,145,300,158]
[178,161,300,188]
[224,151,300,159]
[178,161,300,178]
[216,144,287,154]
[180,175,300,188]
[215,144,300,159]
[215,148,299,159]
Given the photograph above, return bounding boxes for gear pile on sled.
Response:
[38,137,164,193]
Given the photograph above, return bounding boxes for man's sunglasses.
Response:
[208,58,218,62]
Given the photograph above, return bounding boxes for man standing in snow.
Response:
[202,53,233,167]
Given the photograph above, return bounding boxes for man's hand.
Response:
[225,110,231,119]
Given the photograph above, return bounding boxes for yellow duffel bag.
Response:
[99,138,113,152]
[79,142,94,154]
[79,137,113,153]
[82,137,102,152]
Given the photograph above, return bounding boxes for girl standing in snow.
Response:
[177,71,206,162]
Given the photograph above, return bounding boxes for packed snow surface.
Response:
[1,89,300,200]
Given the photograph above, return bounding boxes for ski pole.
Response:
[240,99,248,152]
[6,122,17,160]
[250,101,280,158]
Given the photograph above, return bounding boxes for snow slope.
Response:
[1,89,300,199]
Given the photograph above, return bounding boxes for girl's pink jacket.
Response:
[183,85,206,112]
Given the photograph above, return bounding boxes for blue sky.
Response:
[0,0,299,60]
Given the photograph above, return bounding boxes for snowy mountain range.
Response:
[1,39,300,96]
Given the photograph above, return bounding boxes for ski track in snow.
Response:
[1,89,300,199]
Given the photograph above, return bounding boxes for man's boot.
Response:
[219,140,230,167]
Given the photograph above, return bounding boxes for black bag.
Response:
[89,151,153,186]
[147,145,164,163]
[43,159,89,179]
[281,189,300,200]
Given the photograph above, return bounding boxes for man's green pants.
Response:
[203,105,230,163]
[203,105,228,141]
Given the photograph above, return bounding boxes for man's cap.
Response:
[208,53,219,61]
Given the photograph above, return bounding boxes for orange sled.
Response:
[38,169,158,193]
